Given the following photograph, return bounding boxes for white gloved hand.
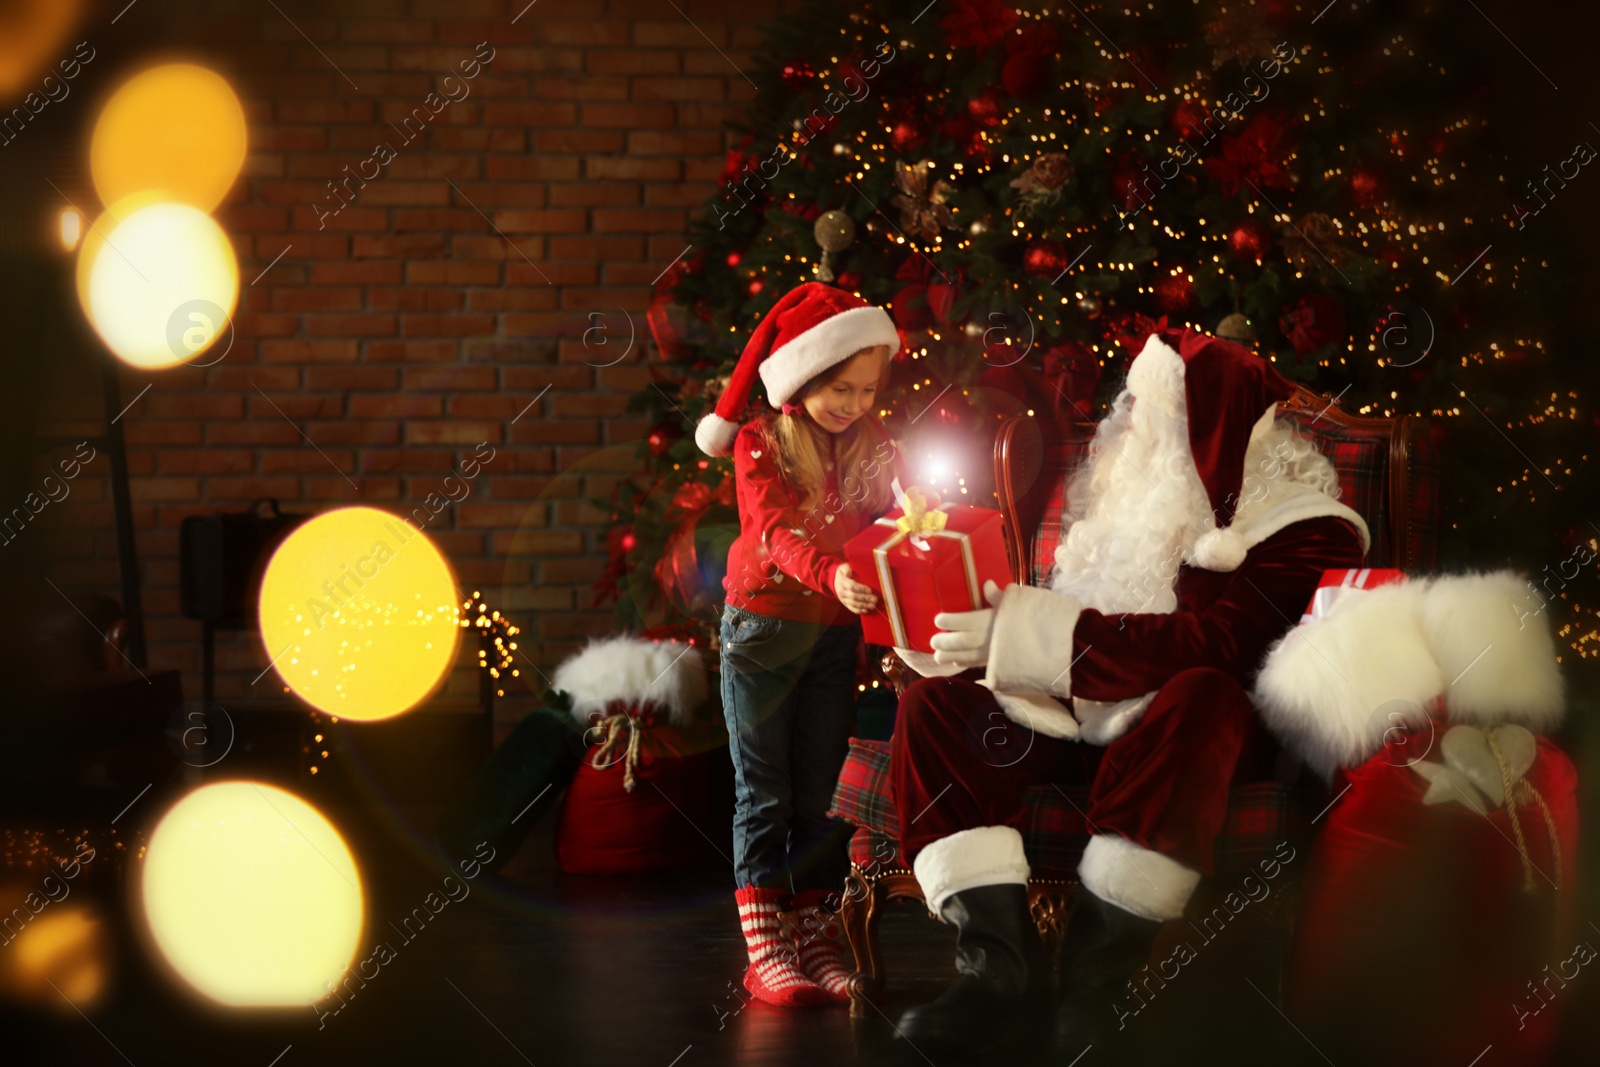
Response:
[929,580,1005,668]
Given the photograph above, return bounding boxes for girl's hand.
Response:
[833,564,879,614]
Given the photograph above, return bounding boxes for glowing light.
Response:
[57,207,81,251]
[0,905,107,1008]
[258,506,461,721]
[141,782,363,1007]
[78,199,239,369]
[91,63,247,211]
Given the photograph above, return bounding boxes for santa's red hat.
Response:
[694,282,900,456]
[1123,323,1297,569]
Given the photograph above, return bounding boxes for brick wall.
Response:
[38,0,793,735]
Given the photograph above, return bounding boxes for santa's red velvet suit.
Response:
[890,326,1370,1053]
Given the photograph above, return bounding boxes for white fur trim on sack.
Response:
[1079,834,1201,922]
[1252,571,1563,778]
[1417,571,1564,732]
[551,634,707,728]
[694,411,740,458]
[985,584,1084,698]
[912,825,1030,912]
[758,304,900,409]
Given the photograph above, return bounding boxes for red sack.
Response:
[555,722,729,876]
[1288,718,1580,1065]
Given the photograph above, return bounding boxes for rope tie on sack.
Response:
[590,710,644,793]
[1485,728,1560,896]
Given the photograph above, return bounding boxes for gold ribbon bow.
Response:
[895,486,947,537]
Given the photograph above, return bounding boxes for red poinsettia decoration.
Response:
[1204,111,1299,198]
[941,0,1018,50]
[719,133,758,187]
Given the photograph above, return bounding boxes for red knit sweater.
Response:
[722,418,903,626]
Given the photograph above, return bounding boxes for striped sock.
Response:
[790,888,855,1003]
[735,886,830,1008]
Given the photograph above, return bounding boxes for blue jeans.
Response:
[720,605,860,893]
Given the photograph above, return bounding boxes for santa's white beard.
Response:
[1049,390,1210,615]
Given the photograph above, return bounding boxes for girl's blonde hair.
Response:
[759,349,896,516]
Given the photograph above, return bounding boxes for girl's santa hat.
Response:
[694,282,900,457]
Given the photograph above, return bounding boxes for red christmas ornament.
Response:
[1001,50,1048,99]
[1173,98,1215,142]
[890,118,927,153]
[1153,272,1195,313]
[725,251,742,268]
[1347,166,1388,209]
[890,283,933,330]
[1278,293,1347,354]
[1022,239,1069,277]
[835,270,861,291]
[747,279,764,296]
[646,422,681,457]
[967,89,1004,128]
[781,62,814,87]
[1228,218,1272,261]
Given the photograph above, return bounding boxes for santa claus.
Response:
[888,325,1370,1054]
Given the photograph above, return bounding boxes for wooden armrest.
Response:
[879,649,911,698]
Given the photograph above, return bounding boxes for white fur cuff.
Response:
[912,825,1030,912]
[1078,834,1200,922]
[985,584,1084,698]
[986,687,1081,741]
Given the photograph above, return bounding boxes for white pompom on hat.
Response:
[694,282,900,457]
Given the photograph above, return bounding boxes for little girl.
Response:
[695,282,904,1007]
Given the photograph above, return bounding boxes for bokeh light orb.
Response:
[77,199,239,369]
[90,63,247,211]
[141,782,363,1007]
[259,506,462,721]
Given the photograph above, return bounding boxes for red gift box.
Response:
[1300,567,1405,623]
[844,503,1011,653]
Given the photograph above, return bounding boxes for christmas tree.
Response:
[597,0,1597,661]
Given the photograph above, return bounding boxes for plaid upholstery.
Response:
[1402,422,1440,572]
[1025,413,1441,583]
[829,739,1312,880]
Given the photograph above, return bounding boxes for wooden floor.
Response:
[8,800,1592,1067]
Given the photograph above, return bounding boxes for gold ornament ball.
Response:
[1077,294,1102,318]
[1216,312,1257,344]
[813,210,856,254]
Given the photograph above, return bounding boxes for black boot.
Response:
[1052,889,1164,1057]
[895,883,1050,1054]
